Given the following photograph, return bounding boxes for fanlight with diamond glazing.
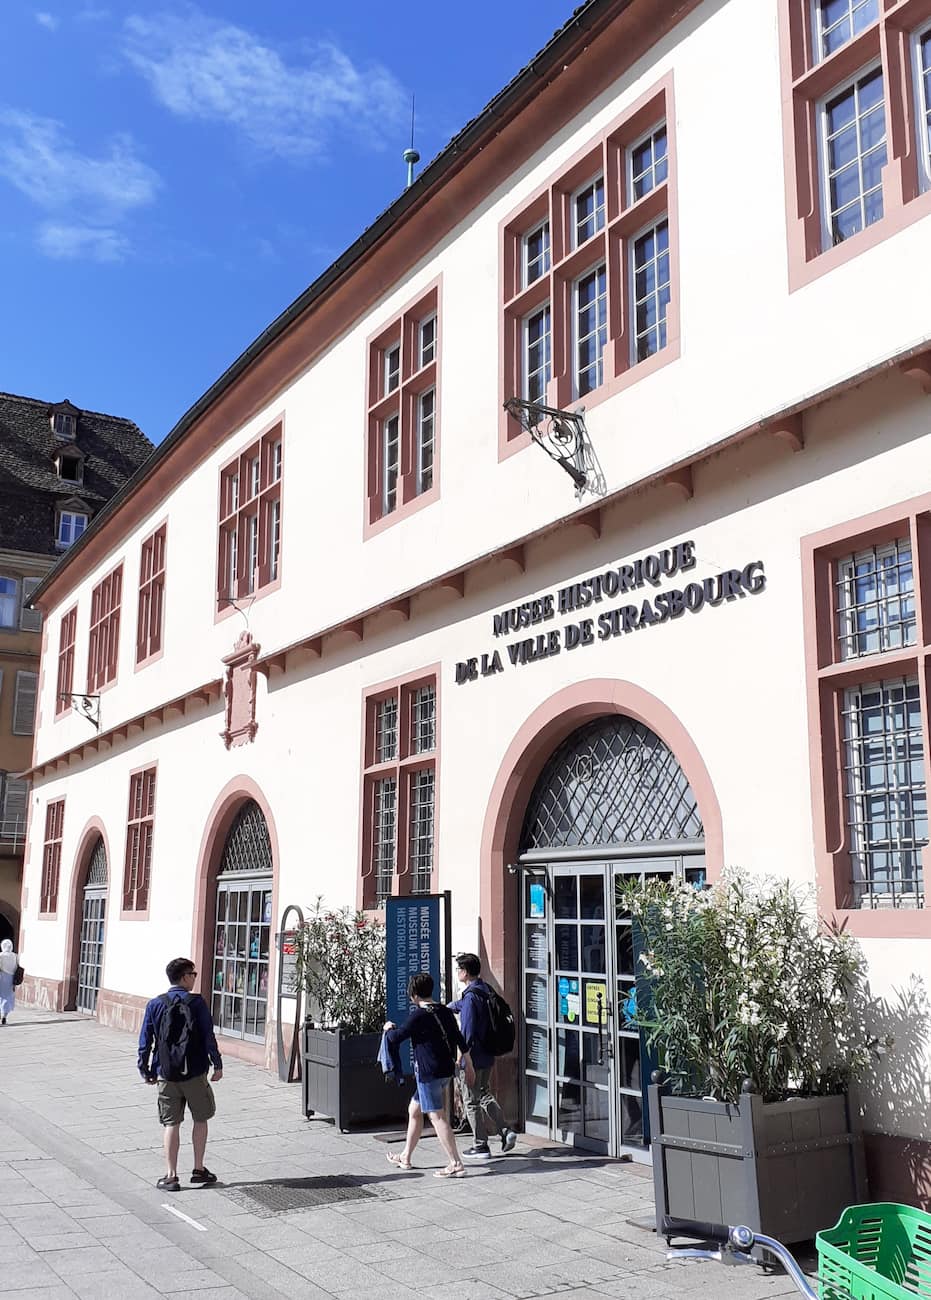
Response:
[220,800,273,875]
[520,716,702,851]
[86,837,108,887]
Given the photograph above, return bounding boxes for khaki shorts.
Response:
[157,1075,216,1127]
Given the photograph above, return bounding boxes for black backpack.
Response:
[156,993,201,1081]
[475,986,516,1057]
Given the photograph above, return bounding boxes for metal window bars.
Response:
[836,537,916,659]
[408,768,435,894]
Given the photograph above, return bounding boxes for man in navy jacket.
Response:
[137,957,223,1192]
[448,953,517,1160]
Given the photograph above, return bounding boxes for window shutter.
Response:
[12,671,38,735]
[20,577,42,632]
[2,777,29,829]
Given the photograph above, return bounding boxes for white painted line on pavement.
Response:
[161,1202,208,1231]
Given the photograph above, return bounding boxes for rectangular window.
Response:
[843,677,926,908]
[416,389,435,496]
[573,175,606,246]
[501,80,678,444]
[87,565,122,692]
[366,283,440,530]
[523,221,551,286]
[12,670,38,735]
[123,767,156,912]
[914,27,931,185]
[56,606,77,716]
[137,524,166,665]
[632,220,670,363]
[816,0,879,58]
[41,799,64,914]
[0,577,18,628]
[836,538,915,659]
[362,671,438,908]
[57,511,88,549]
[575,264,608,398]
[19,577,42,632]
[217,422,283,611]
[822,68,886,246]
[524,304,552,403]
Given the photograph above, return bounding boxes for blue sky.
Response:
[0,1,574,444]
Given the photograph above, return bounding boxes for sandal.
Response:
[433,1164,465,1178]
[386,1151,414,1171]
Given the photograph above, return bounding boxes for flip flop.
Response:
[433,1164,466,1178]
[386,1151,414,1171]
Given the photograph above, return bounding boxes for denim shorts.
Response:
[415,1075,450,1114]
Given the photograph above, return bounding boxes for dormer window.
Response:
[52,412,76,439]
[55,450,84,484]
[57,510,88,550]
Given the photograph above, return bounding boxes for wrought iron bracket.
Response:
[58,693,101,731]
[503,397,606,498]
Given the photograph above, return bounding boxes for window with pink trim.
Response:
[781,0,931,270]
[217,424,282,612]
[123,767,155,912]
[87,566,122,692]
[365,286,439,528]
[137,524,166,664]
[55,606,76,717]
[360,673,437,908]
[809,514,929,912]
[501,83,676,442]
[41,799,64,914]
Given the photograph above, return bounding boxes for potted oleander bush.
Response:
[294,900,410,1130]
[619,869,870,1242]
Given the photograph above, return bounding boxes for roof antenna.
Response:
[403,95,420,189]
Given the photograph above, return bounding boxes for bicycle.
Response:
[662,1204,931,1300]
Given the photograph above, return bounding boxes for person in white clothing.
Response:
[0,938,19,1024]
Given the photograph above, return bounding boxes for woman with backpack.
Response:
[0,937,21,1024]
[383,971,469,1177]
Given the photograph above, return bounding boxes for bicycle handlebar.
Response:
[661,1216,733,1245]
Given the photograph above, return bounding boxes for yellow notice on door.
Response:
[584,980,607,1026]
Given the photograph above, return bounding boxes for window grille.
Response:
[219,800,273,875]
[836,538,915,659]
[409,768,435,894]
[843,676,926,908]
[373,777,397,903]
[410,685,436,755]
[86,836,108,887]
[376,697,399,763]
[520,716,703,852]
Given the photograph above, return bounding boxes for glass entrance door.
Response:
[76,889,105,1015]
[521,856,704,1157]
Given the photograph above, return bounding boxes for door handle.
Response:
[596,991,605,1065]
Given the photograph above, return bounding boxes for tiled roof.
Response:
[0,391,154,506]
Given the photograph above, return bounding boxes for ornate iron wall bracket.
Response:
[504,397,606,498]
[58,693,101,730]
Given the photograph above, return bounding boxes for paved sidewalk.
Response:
[0,1006,810,1299]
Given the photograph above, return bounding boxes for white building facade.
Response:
[21,0,931,1205]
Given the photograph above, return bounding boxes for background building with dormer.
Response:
[18,0,931,1207]
[0,392,153,944]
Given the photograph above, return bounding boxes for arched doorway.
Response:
[517,715,705,1158]
[76,837,108,1015]
[209,800,274,1043]
[0,910,16,947]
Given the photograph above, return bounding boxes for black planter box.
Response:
[649,1081,867,1243]
[301,1025,412,1131]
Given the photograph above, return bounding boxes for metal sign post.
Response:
[275,904,304,1083]
[385,892,452,1076]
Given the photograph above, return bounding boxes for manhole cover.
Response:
[222,1175,384,1215]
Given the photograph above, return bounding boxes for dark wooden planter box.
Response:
[649,1081,867,1243]
[302,1025,412,1131]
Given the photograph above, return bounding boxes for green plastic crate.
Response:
[817,1204,931,1300]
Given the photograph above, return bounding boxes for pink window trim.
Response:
[498,72,680,460]
[357,662,441,911]
[40,797,65,917]
[803,490,931,937]
[363,277,442,540]
[55,605,77,719]
[778,0,931,292]
[122,761,157,918]
[136,520,167,670]
[215,414,285,625]
[87,563,123,694]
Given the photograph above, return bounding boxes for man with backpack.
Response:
[137,957,223,1191]
[448,953,517,1161]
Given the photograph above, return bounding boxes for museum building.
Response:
[19,0,931,1205]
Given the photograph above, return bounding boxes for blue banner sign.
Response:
[386,895,442,1076]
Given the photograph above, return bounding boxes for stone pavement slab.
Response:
[0,1007,817,1299]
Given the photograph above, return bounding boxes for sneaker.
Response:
[156,1175,180,1192]
[462,1144,492,1161]
[190,1167,217,1185]
[501,1129,518,1154]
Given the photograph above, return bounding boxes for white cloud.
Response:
[38,222,130,262]
[35,12,59,31]
[122,10,407,160]
[0,111,159,260]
